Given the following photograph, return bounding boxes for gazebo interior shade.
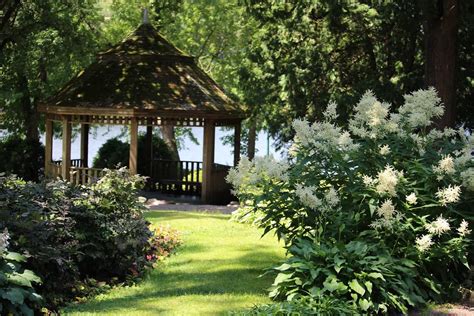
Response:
[39,23,244,121]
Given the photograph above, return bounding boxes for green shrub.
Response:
[73,168,152,279]
[0,176,82,308]
[269,238,425,314]
[232,295,355,316]
[0,230,42,316]
[0,135,44,181]
[0,169,160,309]
[92,134,174,172]
[228,89,473,313]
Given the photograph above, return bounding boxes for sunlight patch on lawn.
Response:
[63,211,285,316]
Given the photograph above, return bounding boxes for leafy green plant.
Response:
[232,295,355,316]
[0,168,161,310]
[0,230,42,315]
[269,238,426,314]
[228,89,474,313]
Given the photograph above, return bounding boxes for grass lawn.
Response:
[63,211,285,316]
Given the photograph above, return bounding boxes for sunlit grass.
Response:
[63,211,285,316]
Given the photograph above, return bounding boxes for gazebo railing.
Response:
[49,159,105,184]
[49,162,62,178]
[52,159,85,168]
[70,167,107,185]
[151,159,202,195]
[47,159,234,202]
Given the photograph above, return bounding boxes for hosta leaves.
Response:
[348,279,365,296]
[4,252,26,263]
[1,287,25,304]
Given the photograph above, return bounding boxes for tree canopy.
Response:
[240,0,473,147]
[0,0,472,163]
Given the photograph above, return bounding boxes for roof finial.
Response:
[142,7,149,24]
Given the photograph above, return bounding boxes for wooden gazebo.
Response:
[38,20,245,204]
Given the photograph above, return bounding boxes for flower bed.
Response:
[229,88,473,314]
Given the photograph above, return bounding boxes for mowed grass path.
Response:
[63,211,285,316]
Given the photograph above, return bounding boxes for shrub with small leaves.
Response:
[0,168,161,310]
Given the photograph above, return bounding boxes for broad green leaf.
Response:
[1,287,25,304]
[368,272,385,280]
[349,279,365,296]
[273,272,293,285]
[364,281,373,294]
[323,276,348,293]
[359,298,372,311]
[4,252,26,262]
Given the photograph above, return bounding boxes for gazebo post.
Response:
[145,124,153,176]
[129,117,138,175]
[44,119,53,177]
[234,121,241,167]
[202,119,215,203]
[80,123,89,167]
[61,116,72,181]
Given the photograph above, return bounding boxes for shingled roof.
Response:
[39,23,244,119]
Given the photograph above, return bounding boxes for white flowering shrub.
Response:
[228,88,473,313]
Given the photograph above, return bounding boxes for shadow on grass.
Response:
[65,249,282,314]
[145,211,230,222]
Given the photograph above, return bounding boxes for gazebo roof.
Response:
[39,23,244,121]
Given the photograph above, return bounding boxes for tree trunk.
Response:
[247,119,256,160]
[160,125,180,161]
[18,74,39,141]
[422,0,459,128]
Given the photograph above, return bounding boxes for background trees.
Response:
[0,0,472,175]
[241,0,474,147]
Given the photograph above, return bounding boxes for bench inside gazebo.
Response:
[39,18,245,204]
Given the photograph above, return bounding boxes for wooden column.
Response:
[145,125,153,176]
[129,118,138,175]
[44,119,53,177]
[61,116,72,181]
[80,123,89,167]
[201,119,215,203]
[234,121,241,167]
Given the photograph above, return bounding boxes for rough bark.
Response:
[160,125,180,161]
[18,73,39,141]
[422,0,459,128]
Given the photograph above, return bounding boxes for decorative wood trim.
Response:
[38,104,246,120]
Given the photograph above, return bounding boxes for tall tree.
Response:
[0,1,101,156]
[241,0,473,147]
[421,0,459,128]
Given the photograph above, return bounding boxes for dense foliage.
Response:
[0,135,44,181]
[92,134,174,172]
[0,230,42,316]
[233,295,355,316]
[0,168,180,310]
[228,89,473,313]
[241,1,474,146]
